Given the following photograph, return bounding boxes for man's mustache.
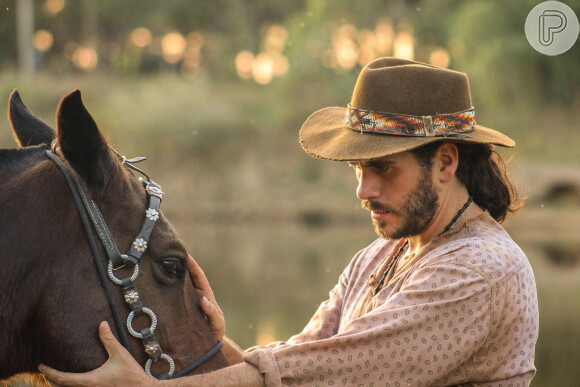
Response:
[361,200,397,214]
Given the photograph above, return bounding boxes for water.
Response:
[171,207,580,387]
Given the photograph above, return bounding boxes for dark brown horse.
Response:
[0,90,228,382]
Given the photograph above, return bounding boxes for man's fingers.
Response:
[201,296,216,314]
[188,254,216,300]
[39,364,90,387]
[201,297,225,340]
[40,322,150,386]
[37,323,118,386]
[99,321,125,357]
[188,255,225,341]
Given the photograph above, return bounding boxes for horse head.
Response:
[0,90,228,379]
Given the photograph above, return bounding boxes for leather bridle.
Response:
[45,145,222,379]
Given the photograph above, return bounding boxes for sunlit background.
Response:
[11,0,453,77]
[1,0,579,386]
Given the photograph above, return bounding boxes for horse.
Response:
[0,90,229,382]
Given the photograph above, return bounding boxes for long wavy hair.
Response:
[411,142,523,223]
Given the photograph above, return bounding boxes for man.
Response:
[41,57,539,386]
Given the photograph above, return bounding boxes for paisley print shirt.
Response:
[244,212,539,386]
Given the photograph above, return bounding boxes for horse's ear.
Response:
[8,89,56,147]
[56,89,119,190]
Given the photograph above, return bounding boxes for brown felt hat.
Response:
[299,57,515,161]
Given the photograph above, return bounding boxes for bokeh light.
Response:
[161,32,187,64]
[33,30,54,52]
[252,53,274,85]
[357,29,377,67]
[375,20,394,55]
[271,53,289,76]
[335,39,359,70]
[235,24,289,84]
[44,0,65,15]
[25,6,425,80]
[181,32,205,78]
[329,24,359,70]
[261,25,287,54]
[320,20,402,71]
[72,46,98,71]
[429,47,450,68]
[129,27,152,48]
[393,28,414,60]
[236,51,255,80]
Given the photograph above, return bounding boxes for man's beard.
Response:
[362,165,439,240]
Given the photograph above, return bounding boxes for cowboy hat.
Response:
[299,57,515,161]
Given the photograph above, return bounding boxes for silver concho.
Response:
[124,290,139,304]
[133,238,147,253]
[144,342,160,355]
[145,208,159,222]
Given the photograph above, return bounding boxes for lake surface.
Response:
[169,207,580,387]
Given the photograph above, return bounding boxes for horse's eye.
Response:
[160,258,184,278]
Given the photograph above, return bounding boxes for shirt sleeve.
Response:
[244,260,494,386]
[243,256,352,385]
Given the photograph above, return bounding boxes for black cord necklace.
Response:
[372,196,473,296]
[437,196,473,237]
[373,239,408,295]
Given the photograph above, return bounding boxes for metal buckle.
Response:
[107,256,139,285]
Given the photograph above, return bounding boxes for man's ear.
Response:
[434,142,459,183]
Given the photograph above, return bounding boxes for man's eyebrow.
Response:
[347,159,396,169]
[362,159,394,168]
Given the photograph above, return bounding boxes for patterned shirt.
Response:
[244,212,539,386]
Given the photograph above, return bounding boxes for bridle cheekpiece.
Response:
[45,143,222,379]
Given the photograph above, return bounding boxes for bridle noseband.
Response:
[45,146,222,379]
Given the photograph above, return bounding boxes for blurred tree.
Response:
[414,0,580,108]
[16,0,35,74]
[0,0,577,111]
[0,1,17,69]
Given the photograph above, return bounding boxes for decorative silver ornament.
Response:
[145,208,159,221]
[147,185,164,197]
[144,342,160,355]
[133,238,147,253]
[124,290,139,304]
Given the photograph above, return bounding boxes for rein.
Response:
[44,146,222,379]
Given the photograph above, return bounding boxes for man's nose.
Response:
[356,170,381,200]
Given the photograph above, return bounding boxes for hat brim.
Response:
[299,107,515,161]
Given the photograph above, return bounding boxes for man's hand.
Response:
[188,255,245,365]
[188,255,225,341]
[39,321,153,386]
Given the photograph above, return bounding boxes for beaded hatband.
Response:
[344,105,475,138]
